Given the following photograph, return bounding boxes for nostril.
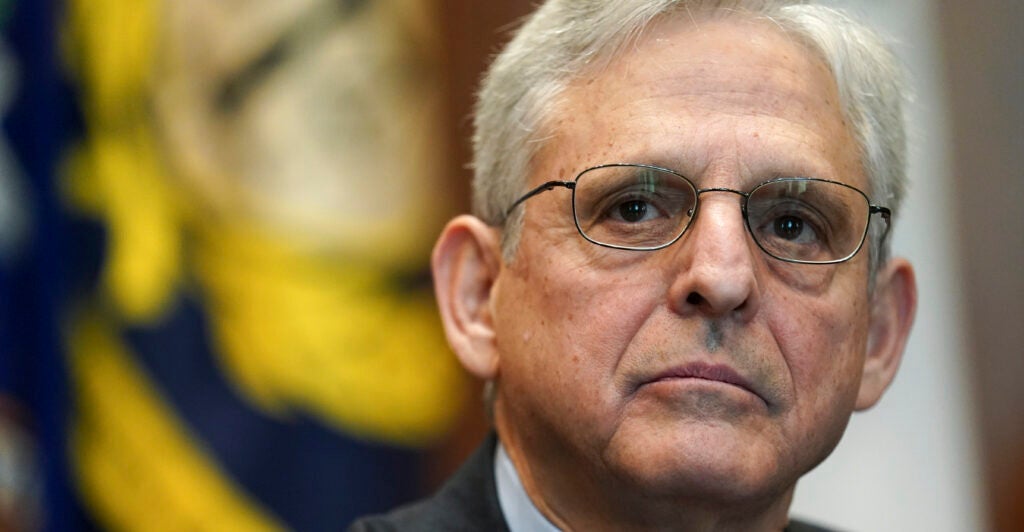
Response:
[686,292,704,306]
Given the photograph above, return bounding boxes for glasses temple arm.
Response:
[504,181,576,218]
[870,205,892,241]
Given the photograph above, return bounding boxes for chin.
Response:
[601,423,796,505]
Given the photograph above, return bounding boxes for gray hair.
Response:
[471,0,907,275]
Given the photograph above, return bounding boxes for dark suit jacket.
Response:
[347,434,835,531]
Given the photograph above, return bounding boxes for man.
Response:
[351,0,916,530]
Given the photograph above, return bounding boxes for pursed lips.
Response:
[640,361,768,406]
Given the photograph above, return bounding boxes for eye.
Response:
[745,178,866,262]
[611,197,659,223]
[772,214,813,242]
[749,200,831,262]
[757,207,823,244]
[572,165,696,249]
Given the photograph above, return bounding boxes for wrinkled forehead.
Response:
[534,11,854,185]
[545,5,839,120]
[570,6,834,95]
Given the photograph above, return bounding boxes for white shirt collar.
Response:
[494,441,562,532]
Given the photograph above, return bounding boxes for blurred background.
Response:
[0,0,1019,531]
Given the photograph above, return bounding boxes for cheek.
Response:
[762,283,870,471]
[496,255,666,400]
[766,282,870,408]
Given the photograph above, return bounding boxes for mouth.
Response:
[640,362,765,405]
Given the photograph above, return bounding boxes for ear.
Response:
[855,257,917,410]
[431,215,504,380]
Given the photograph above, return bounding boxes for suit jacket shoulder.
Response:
[347,435,509,532]
[786,518,837,532]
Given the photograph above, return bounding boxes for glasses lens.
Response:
[746,179,870,263]
[573,165,697,250]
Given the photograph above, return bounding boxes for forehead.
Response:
[537,14,861,188]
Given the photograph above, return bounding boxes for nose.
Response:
[666,192,761,321]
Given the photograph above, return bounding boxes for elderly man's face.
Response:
[435,12,913,525]
[489,16,880,505]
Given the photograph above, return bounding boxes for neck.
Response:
[494,410,796,532]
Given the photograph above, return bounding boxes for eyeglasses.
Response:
[504,163,891,264]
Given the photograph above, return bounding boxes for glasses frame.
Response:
[504,163,892,265]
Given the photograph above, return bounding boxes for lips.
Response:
[643,362,762,401]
